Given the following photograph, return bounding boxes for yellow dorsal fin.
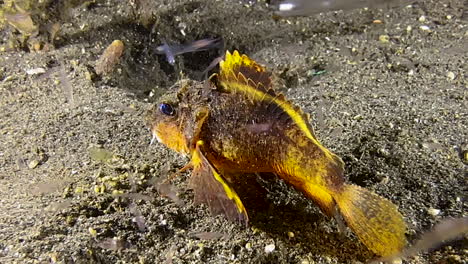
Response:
[213,50,337,162]
[217,50,273,95]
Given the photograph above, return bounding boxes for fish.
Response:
[145,51,406,256]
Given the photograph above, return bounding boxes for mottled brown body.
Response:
[146,51,406,257]
[177,82,344,216]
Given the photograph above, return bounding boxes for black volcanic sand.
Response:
[0,0,466,263]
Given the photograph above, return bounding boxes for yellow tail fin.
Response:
[334,184,406,256]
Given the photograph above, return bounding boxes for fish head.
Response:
[145,79,210,154]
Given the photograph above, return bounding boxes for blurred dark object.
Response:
[155,38,223,65]
[369,217,468,264]
[274,0,415,16]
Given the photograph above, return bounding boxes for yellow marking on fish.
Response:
[192,141,247,215]
[217,78,335,161]
[153,122,189,154]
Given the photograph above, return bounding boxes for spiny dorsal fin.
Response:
[214,50,325,147]
[218,50,272,94]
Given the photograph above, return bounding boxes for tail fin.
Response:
[333,184,406,256]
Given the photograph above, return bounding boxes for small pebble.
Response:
[88,227,97,237]
[264,243,275,253]
[353,114,363,120]
[446,255,462,262]
[26,68,46,75]
[95,40,124,75]
[2,75,15,82]
[418,16,426,22]
[419,25,431,31]
[379,35,390,43]
[245,242,252,250]
[28,160,39,169]
[428,208,441,216]
[447,71,455,80]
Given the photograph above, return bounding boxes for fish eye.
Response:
[159,103,175,116]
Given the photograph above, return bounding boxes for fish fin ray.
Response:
[211,51,319,140]
[218,50,273,93]
[334,184,407,256]
[188,141,249,224]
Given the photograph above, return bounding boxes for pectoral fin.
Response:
[189,140,248,223]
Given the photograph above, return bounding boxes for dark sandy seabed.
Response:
[0,0,466,263]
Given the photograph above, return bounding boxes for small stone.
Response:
[391,258,403,264]
[353,114,363,120]
[94,184,106,194]
[88,227,97,237]
[446,15,452,20]
[111,190,123,195]
[3,75,15,82]
[406,25,412,32]
[418,16,426,22]
[419,25,430,31]
[408,69,414,76]
[287,231,294,238]
[245,242,252,250]
[251,227,261,234]
[28,160,40,169]
[26,68,46,75]
[264,243,275,253]
[65,215,75,225]
[447,71,455,80]
[428,208,441,216]
[85,71,93,81]
[446,255,462,262]
[379,34,390,43]
[378,148,390,157]
[49,252,59,262]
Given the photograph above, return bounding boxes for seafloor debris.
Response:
[155,180,184,206]
[3,11,37,35]
[95,40,125,75]
[97,237,132,251]
[189,231,226,240]
[129,203,147,232]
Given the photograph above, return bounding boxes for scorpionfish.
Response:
[146,51,406,256]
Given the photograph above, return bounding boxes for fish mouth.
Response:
[149,122,190,154]
[150,128,163,145]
